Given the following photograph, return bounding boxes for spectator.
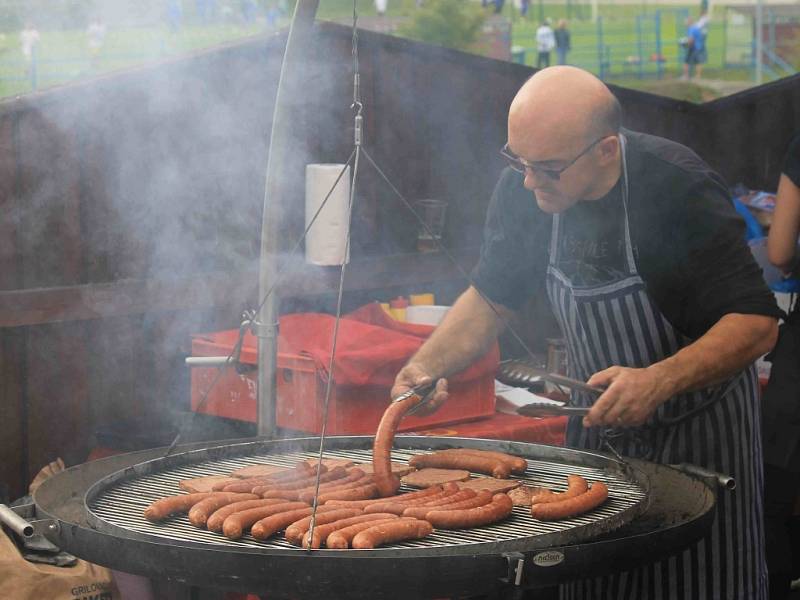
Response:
[535,18,555,69]
[764,132,800,600]
[375,0,388,17]
[86,17,107,70]
[20,22,40,72]
[555,19,571,65]
[166,0,183,32]
[682,16,708,80]
[240,0,257,24]
[519,0,530,18]
[494,0,505,14]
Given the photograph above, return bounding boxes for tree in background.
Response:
[399,0,487,52]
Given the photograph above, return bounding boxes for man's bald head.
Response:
[508,66,621,151]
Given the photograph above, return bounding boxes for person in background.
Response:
[86,17,107,70]
[555,19,571,65]
[764,132,800,600]
[519,0,530,18]
[166,0,183,32]
[19,22,40,75]
[494,0,506,15]
[682,16,708,80]
[375,0,388,17]
[535,19,555,69]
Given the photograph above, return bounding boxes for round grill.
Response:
[85,436,649,555]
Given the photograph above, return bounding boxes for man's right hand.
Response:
[390,363,449,417]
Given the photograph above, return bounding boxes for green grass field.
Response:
[0,1,770,101]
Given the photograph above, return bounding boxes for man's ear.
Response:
[597,136,620,165]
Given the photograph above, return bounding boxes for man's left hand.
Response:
[582,366,673,428]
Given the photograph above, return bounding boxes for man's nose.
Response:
[523,168,547,191]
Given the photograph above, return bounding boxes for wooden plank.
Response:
[0,328,26,499]
[0,248,480,327]
[24,322,90,482]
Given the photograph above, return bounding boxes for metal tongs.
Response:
[390,382,437,416]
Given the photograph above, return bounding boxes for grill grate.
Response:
[88,446,647,552]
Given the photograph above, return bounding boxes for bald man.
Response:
[392,67,779,598]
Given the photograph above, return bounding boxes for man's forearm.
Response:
[647,313,778,397]
[410,286,510,379]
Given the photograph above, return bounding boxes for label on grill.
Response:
[532,550,565,567]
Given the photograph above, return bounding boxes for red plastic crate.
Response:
[190,329,496,434]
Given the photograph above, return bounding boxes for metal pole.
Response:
[258,0,320,438]
[755,0,763,84]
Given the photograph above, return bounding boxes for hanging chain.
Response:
[306,0,363,550]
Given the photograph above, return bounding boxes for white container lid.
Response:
[405,305,450,326]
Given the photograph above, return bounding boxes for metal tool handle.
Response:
[185,356,235,368]
[391,382,436,416]
[498,359,605,396]
[0,504,34,537]
[517,403,591,418]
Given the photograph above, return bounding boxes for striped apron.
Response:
[548,136,767,599]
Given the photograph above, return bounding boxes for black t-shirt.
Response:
[783,133,800,187]
[472,129,781,340]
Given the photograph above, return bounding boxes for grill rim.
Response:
[83,435,651,558]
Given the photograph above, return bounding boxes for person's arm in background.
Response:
[768,173,800,274]
[390,286,513,414]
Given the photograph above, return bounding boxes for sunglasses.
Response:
[500,136,610,181]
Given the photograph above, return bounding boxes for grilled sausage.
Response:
[437,449,527,474]
[326,518,406,550]
[223,501,310,540]
[316,483,378,504]
[373,394,423,496]
[408,453,511,478]
[259,467,353,498]
[530,482,609,521]
[222,464,329,494]
[250,505,343,541]
[284,508,365,545]
[297,475,374,504]
[187,493,260,528]
[206,498,288,533]
[214,477,273,492]
[403,490,494,519]
[302,513,399,549]
[351,518,434,549]
[531,475,588,505]
[363,483,460,515]
[399,489,476,518]
[144,493,215,522]
[425,493,513,529]
[324,485,444,508]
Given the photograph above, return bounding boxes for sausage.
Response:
[373,394,423,496]
[408,453,511,479]
[302,513,399,549]
[425,493,514,529]
[285,508,365,545]
[324,485,444,508]
[187,493,260,528]
[531,475,588,505]
[530,482,609,521]
[222,501,310,540]
[206,498,287,533]
[437,448,527,474]
[403,490,493,519]
[399,489,476,518]
[218,479,272,494]
[351,518,434,549]
[297,475,374,504]
[250,505,342,541]
[269,470,367,501]
[326,518,405,550]
[144,493,215,522]
[259,467,354,498]
[316,483,378,504]
[363,483,460,515]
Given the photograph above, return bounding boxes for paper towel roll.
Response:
[305,163,351,266]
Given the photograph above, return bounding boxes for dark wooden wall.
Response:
[0,22,794,499]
